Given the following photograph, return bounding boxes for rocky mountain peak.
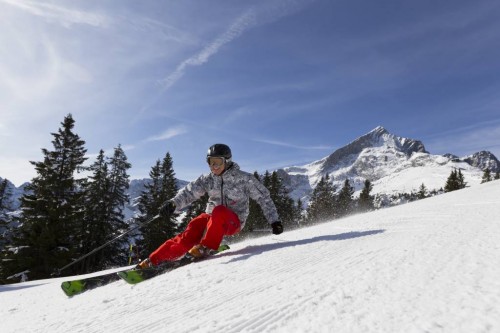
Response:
[463,151,500,173]
[319,126,427,174]
[369,126,389,137]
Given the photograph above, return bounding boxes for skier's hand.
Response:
[159,201,176,218]
[271,221,283,235]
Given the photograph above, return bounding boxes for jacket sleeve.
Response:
[247,175,280,224]
[171,175,208,211]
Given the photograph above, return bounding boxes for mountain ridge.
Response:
[279,126,499,202]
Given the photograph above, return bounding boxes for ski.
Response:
[61,244,230,296]
[117,244,230,285]
[61,270,125,297]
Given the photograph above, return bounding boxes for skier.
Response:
[137,143,283,268]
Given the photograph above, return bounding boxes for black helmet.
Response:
[207,143,232,163]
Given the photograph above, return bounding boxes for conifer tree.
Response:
[417,183,428,199]
[0,179,12,244]
[267,171,295,227]
[294,198,304,227]
[306,174,336,223]
[495,171,500,180]
[444,169,467,192]
[79,150,112,272]
[245,172,267,233]
[137,153,178,259]
[358,179,374,212]
[444,169,459,192]
[0,179,13,283]
[337,179,354,217]
[8,114,87,280]
[96,144,132,268]
[481,169,492,183]
[108,145,132,217]
[136,161,162,257]
[457,169,467,189]
[243,171,298,234]
[262,170,271,188]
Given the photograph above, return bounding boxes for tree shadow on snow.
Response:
[222,229,385,263]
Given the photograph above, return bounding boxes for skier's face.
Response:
[208,157,225,176]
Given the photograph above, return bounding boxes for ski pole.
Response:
[53,214,160,276]
[250,229,272,233]
[128,243,134,265]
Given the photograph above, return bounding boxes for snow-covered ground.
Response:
[2,181,500,333]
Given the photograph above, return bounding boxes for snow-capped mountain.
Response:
[462,150,500,172]
[280,126,498,201]
[0,178,29,211]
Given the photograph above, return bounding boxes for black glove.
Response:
[159,201,176,218]
[271,221,283,235]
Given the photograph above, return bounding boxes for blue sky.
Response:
[1,0,500,186]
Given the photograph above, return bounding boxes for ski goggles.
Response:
[207,157,225,168]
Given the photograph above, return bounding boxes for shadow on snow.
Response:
[223,229,385,263]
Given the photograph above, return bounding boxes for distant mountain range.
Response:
[2,126,499,214]
[278,126,499,201]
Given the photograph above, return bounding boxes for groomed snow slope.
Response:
[2,181,500,333]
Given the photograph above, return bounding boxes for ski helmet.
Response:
[207,143,232,164]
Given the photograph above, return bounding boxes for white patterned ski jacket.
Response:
[170,162,280,229]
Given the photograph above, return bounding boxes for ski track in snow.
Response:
[2,181,500,333]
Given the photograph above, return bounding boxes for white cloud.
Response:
[159,9,257,91]
[156,0,317,92]
[0,156,38,186]
[254,138,334,150]
[0,122,9,136]
[425,121,500,158]
[145,126,188,142]
[0,0,111,28]
[61,62,93,83]
[86,144,136,160]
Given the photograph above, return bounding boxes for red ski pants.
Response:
[149,205,241,265]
